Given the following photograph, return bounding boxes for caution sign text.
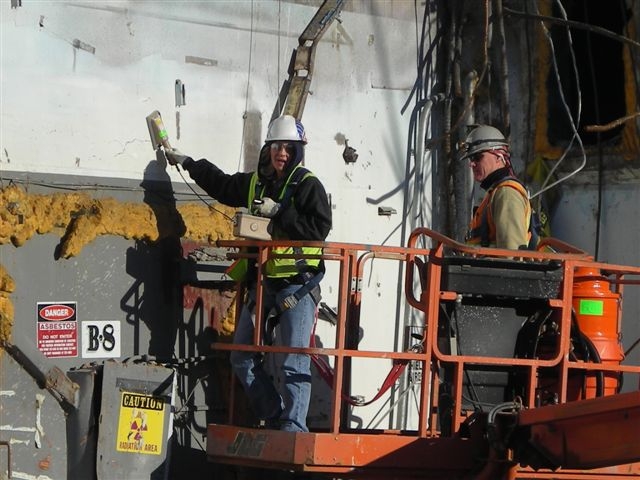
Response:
[116,392,165,455]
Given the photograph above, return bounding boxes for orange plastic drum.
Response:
[572,267,624,398]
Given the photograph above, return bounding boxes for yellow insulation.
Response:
[0,184,238,344]
[1,184,236,256]
[0,265,15,344]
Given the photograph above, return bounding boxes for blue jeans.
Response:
[230,281,316,432]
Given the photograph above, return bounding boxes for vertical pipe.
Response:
[494,0,511,133]
[443,1,458,238]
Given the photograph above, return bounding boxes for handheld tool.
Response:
[146,110,172,151]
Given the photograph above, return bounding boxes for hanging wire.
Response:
[415,0,438,230]
[523,1,535,189]
[503,6,640,50]
[529,0,587,200]
[577,2,640,133]
[484,0,493,122]
[1,176,146,193]
[581,2,604,259]
[276,0,282,115]
[236,0,255,172]
[174,166,235,222]
[413,0,421,99]
[391,1,444,431]
[391,0,445,251]
[373,6,445,251]
[623,0,640,120]
[1,168,234,225]
[365,377,421,430]
[495,0,510,132]
[444,0,491,139]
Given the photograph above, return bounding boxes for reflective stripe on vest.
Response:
[466,179,532,247]
[248,166,323,278]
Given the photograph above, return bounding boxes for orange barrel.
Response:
[571,267,624,398]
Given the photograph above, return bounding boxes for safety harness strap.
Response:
[257,269,324,345]
[251,165,312,207]
[468,176,539,249]
[270,270,323,317]
[251,286,412,407]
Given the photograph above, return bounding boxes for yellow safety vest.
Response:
[466,178,533,248]
[243,165,323,279]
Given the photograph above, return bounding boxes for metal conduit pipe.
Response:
[443,1,458,238]
[494,0,511,133]
[454,72,479,242]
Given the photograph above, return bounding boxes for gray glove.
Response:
[251,198,281,218]
[165,148,190,166]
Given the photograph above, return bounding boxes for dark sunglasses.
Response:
[469,152,485,163]
[270,142,295,154]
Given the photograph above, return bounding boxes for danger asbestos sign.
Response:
[37,301,78,358]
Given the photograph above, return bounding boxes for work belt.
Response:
[265,271,317,290]
[246,271,323,345]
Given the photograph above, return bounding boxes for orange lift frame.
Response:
[206,228,640,479]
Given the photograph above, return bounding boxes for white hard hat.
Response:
[265,115,307,144]
[459,124,509,160]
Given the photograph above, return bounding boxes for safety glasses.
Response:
[469,152,485,163]
[270,142,295,155]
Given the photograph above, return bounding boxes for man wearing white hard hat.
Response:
[166,115,331,432]
[459,124,536,250]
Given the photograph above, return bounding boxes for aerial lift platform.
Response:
[206,228,640,479]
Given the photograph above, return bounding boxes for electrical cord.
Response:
[172,163,235,223]
[529,1,587,201]
[495,0,510,132]
[523,1,535,197]
[235,0,255,173]
[1,175,148,193]
[581,1,604,260]
[2,164,236,224]
[443,0,491,140]
[503,6,640,50]
[444,303,483,411]
[625,337,640,357]
[487,399,522,426]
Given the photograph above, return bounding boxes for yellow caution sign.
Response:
[116,392,165,455]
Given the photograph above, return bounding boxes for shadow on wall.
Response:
[121,157,186,358]
[121,157,244,475]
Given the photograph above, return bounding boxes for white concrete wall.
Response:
[1,1,426,428]
[553,182,640,388]
[1,0,421,242]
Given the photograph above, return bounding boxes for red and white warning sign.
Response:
[37,301,78,358]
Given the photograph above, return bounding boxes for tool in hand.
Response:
[146,110,172,151]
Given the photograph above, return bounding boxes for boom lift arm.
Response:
[278,0,346,120]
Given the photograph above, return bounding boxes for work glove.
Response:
[251,198,281,218]
[165,148,190,166]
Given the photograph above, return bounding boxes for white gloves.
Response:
[252,198,281,218]
[165,148,190,166]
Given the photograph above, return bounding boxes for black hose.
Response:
[514,307,609,400]
[451,305,484,411]
[576,330,605,398]
[571,309,604,398]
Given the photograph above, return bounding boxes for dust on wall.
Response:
[0,183,237,344]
